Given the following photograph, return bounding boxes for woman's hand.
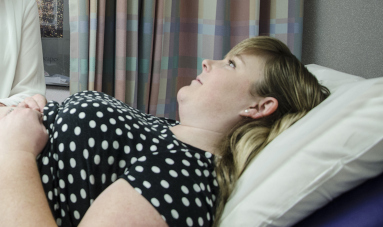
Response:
[0,106,16,119]
[0,107,48,157]
[17,94,47,113]
[0,108,55,226]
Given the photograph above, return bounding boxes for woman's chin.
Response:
[176,86,188,102]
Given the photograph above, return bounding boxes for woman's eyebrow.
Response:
[234,55,246,66]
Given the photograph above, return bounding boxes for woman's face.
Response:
[177,54,265,122]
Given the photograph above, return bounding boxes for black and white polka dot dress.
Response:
[38,91,218,227]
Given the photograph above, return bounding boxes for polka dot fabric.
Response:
[38,91,218,227]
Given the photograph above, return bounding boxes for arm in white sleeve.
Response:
[0,0,46,106]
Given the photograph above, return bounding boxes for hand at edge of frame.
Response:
[0,107,48,157]
[17,94,47,113]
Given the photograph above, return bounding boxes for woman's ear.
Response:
[240,97,278,119]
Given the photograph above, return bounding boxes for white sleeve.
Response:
[0,0,46,106]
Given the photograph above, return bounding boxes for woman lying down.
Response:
[0,37,329,227]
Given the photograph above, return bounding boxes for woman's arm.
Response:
[0,108,54,226]
[11,0,46,101]
[0,152,56,226]
[79,179,168,227]
[0,0,46,106]
[0,106,15,119]
[0,107,168,226]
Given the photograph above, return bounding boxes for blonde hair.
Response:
[213,36,330,225]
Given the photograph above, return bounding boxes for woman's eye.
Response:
[228,60,236,68]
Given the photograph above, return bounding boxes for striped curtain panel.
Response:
[69,0,304,119]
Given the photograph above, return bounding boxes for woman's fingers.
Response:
[0,108,48,157]
[32,94,47,112]
[18,97,37,110]
[18,95,47,112]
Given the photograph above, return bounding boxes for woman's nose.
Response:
[202,59,212,72]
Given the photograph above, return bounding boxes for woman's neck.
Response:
[169,124,224,155]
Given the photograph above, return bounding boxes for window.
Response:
[37,0,69,87]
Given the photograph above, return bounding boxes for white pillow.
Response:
[219,64,383,227]
[306,64,365,92]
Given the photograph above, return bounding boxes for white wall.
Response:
[302,0,383,79]
[46,86,70,103]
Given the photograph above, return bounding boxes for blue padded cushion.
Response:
[294,171,383,227]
